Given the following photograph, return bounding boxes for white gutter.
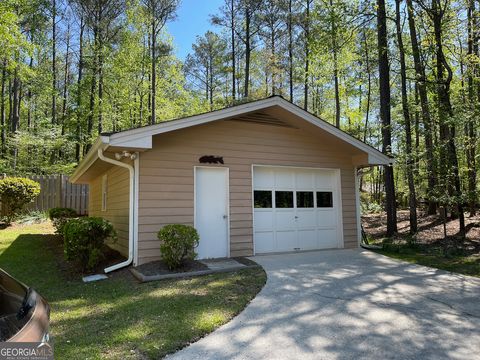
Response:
[97,148,135,273]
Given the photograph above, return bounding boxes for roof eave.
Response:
[105,97,391,164]
[275,99,394,166]
[367,152,394,166]
[71,97,394,182]
[70,137,109,184]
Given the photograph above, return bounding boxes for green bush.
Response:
[63,217,116,271]
[158,224,200,270]
[361,201,383,214]
[0,177,41,224]
[48,207,78,235]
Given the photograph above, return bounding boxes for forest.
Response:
[1,0,479,235]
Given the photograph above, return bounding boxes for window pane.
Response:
[275,191,294,208]
[296,191,314,208]
[254,191,272,208]
[317,192,333,207]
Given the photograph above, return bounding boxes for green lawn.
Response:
[375,244,480,278]
[0,223,266,359]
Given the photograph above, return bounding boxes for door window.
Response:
[317,191,333,207]
[254,191,272,208]
[275,191,294,208]
[296,191,314,208]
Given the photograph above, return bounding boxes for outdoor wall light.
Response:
[115,151,137,161]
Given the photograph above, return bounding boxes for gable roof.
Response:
[71,96,392,183]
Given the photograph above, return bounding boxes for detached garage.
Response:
[70,96,392,269]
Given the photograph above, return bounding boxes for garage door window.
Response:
[317,191,333,207]
[275,191,294,208]
[296,191,314,208]
[254,190,272,208]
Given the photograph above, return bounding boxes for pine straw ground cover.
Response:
[0,222,266,359]
[363,210,480,277]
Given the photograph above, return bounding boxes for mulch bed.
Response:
[362,209,480,255]
[46,234,129,280]
[133,259,209,277]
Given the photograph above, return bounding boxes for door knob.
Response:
[223,215,228,219]
[294,216,299,219]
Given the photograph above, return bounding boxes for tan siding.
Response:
[137,120,361,264]
[89,165,130,256]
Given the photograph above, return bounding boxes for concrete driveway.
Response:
[167,249,480,360]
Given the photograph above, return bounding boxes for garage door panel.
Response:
[318,229,338,248]
[296,210,316,227]
[275,170,295,189]
[255,232,275,253]
[254,211,274,231]
[317,210,337,228]
[298,229,317,249]
[253,168,275,188]
[315,173,334,188]
[275,211,296,230]
[295,171,315,189]
[276,231,297,251]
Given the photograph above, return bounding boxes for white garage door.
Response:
[253,166,343,254]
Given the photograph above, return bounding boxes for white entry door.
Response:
[253,166,343,254]
[195,167,229,259]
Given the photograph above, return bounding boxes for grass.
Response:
[375,242,480,278]
[0,222,266,359]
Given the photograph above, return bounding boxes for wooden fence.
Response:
[24,175,89,215]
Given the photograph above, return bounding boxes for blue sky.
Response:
[167,0,224,60]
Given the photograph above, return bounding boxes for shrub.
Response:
[158,224,200,270]
[361,201,383,215]
[0,177,41,224]
[48,207,78,235]
[63,217,116,271]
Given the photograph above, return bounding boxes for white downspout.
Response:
[97,149,135,273]
[354,167,362,246]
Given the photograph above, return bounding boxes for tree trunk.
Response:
[0,59,6,157]
[414,83,420,176]
[466,0,477,216]
[271,30,276,95]
[304,0,310,110]
[52,0,57,125]
[27,32,34,129]
[75,16,84,162]
[209,60,214,108]
[395,0,417,233]
[97,52,104,133]
[231,0,236,100]
[61,23,70,136]
[330,0,340,127]
[377,0,397,236]
[431,0,465,237]
[11,70,20,133]
[244,8,251,98]
[86,26,97,153]
[406,0,437,214]
[288,0,294,102]
[11,67,20,171]
[363,32,371,143]
[151,20,156,125]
